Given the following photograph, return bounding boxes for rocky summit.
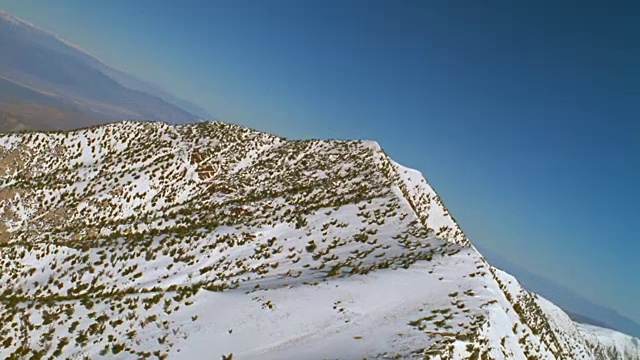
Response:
[0,121,638,359]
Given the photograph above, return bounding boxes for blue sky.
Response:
[1,0,638,323]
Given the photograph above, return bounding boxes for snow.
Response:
[0,134,21,150]
[577,323,640,359]
[0,121,637,359]
[175,252,490,359]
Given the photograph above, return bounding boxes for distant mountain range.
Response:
[0,9,212,133]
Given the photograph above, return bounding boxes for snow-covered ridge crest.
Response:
[0,120,637,359]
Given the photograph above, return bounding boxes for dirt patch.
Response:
[190,149,219,181]
[0,149,26,177]
[0,221,10,243]
[43,207,69,224]
[0,188,23,201]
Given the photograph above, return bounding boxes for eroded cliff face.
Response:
[0,121,637,359]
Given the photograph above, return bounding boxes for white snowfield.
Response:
[0,121,637,359]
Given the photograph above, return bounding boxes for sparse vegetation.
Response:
[0,121,630,360]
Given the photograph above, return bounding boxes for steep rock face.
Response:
[0,121,637,359]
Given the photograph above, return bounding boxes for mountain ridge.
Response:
[0,9,210,131]
[476,243,640,339]
[0,120,638,359]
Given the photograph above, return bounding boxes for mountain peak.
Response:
[0,120,637,359]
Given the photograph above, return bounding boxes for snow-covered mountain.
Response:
[0,121,637,359]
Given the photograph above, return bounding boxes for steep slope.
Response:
[0,10,200,128]
[476,244,640,338]
[0,121,637,359]
[576,324,640,360]
[536,296,640,360]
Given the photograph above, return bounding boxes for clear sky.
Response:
[1,0,638,323]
